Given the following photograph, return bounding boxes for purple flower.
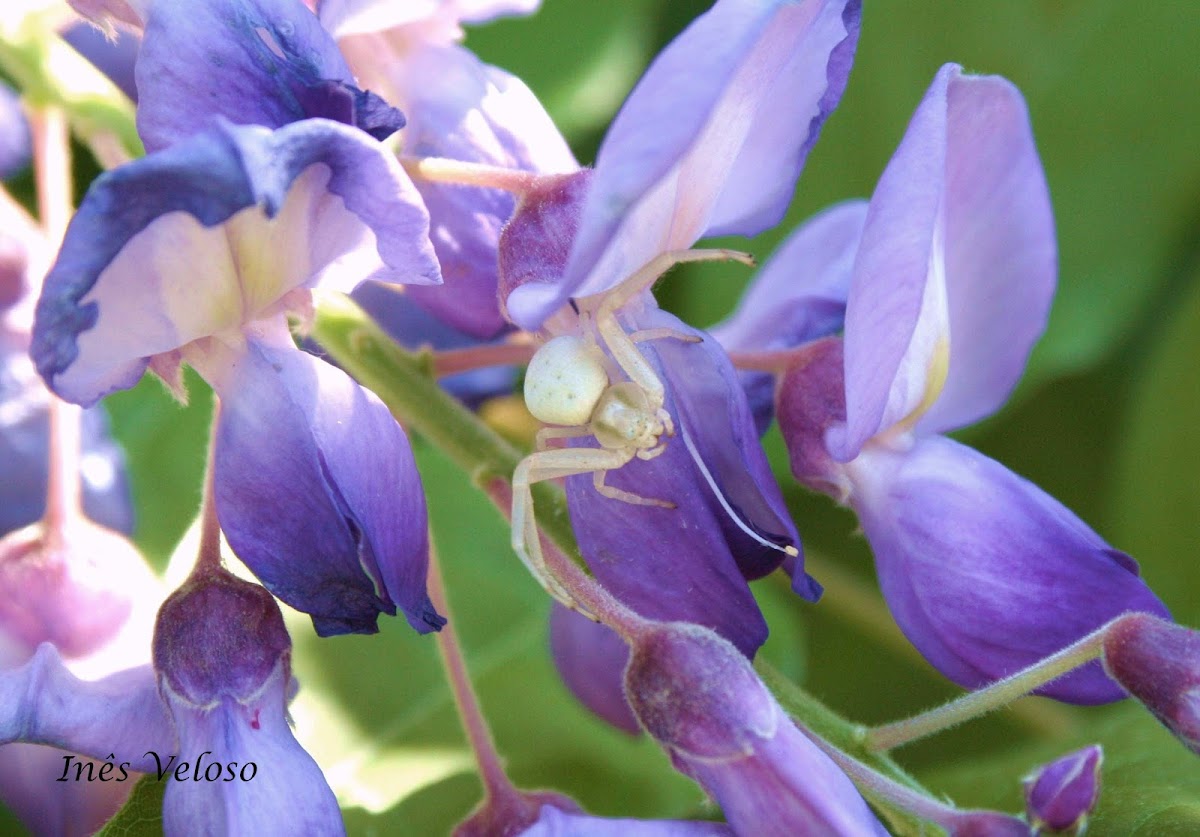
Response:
[0,568,344,835]
[1102,614,1200,755]
[31,119,445,635]
[328,0,576,339]
[623,622,887,836]
[0,519,162,835]
[766,64,1169,702]
[501,0,859,671]
[1023,745,1102,834]
[132,0,404,152]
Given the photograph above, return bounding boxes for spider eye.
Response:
[524,335,608,426]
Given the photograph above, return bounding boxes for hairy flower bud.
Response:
[1102,613,1200,755]
[624,622,886,836]
[1023,745,1102,835]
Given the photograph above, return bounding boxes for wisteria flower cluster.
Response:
[0,0,1197,834]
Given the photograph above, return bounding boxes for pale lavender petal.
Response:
[396,44,575,338]
[710,201,864,432]
[711,200,866,353]
[212,342,441,637]
[162,661,342,835]
[0,742,131,837]
[548,603,638,734]
[32,120,437,407]
[850,435,1170,703]
[136,0,401,151]
[508,0,860,328]
[830,64,1055,460]
[0,644,174,771]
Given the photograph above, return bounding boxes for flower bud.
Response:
[1102,613,1200,755]
[624,622,886,836]
[153,567,291,708]
[1023,745,1102,834]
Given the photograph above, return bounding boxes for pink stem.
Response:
[427,537,519,803]
[193,400,224,574]
[399,156,538,195]
[433,342,537,378]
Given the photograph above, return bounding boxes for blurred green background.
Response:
[5,1,1200,834]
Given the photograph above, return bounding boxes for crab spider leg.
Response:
[511,446,637,609]
[629,327,703,345]
[594,249,754,405]
[593,469,674,508]
[535,425,594,451]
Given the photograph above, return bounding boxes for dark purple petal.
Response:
[850,435,1170,703]
[0,644,174,772]
[624,623,886,836]
[521,805,733,836]
[508,0,861,329]
[830,64,1056,460]
[32,119,438,407]
[1102,614,1200,754]
[548,603,639,735]
[565,307,809,657]
[213,342,441,637]
[1023,745,1102,833]
[136,0,401,150]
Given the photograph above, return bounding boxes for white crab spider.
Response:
[511,248,757,610]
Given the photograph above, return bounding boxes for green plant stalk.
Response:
[313,292,942,830]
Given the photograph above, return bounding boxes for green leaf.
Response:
[1110,259,1200,624]
[95,776,165,837]
[103,369,214,570]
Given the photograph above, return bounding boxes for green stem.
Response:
[865,623,1108,752]
[311,290,582,569]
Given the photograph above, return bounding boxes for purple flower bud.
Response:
[1102,614,1200,755]
[1023,745,1102,834]
[624,622,887,836]
[152,568,291,709]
